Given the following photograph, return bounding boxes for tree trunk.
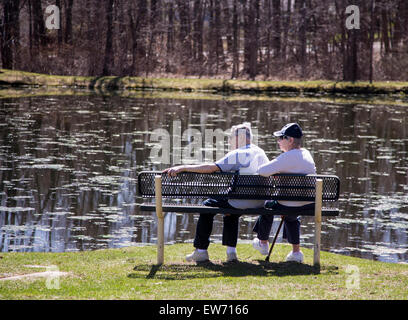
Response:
[349,30,359,82]
[129,0,147,75]
[146,0,159,77]
[282,0,291,62]
[266,0,271,77]
[334,0,347,81]
[222,0,233,55]
[28,0,33,60]
[380,3,389,54]
[12,0,20,69]
[102,0,114,76]
[214,0,224,73]
[1,1,13,69]
[177,0,192,65]
[272,0,281,58]
[296,0,307,79]
[166,0,175,72]
[56,0,63,46]
[117,1,128,76]
[369,0,375,83]
[208,0,216,74]
[231,0,239,78]
[138,0,148,71]
[1,0,20,69]
[64,0,74,44]
[399,0,408,48]
[350,0,360,82]
[86,0,96,75]
[193,0,204,64]
[244,0,259,79]
[31,0,47,47]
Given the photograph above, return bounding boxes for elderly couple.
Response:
[163,122,316,263]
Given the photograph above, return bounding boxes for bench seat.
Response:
[139,203,339,216]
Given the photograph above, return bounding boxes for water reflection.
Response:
[0,94,407,263]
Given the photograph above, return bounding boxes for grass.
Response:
[3,75,408,109]
[0,243,407,300]
[3,69,408,97]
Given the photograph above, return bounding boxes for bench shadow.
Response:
[128,260,336,281]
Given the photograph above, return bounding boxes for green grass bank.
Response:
[2,69,408,96]
[1,243,407,300]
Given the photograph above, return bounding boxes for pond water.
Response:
[0,93,407,263]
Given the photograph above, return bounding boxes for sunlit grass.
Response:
[1,243,407,300]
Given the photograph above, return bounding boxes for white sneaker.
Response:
[226,252,239,263]
[286,251,304,263]
[186,250,209,262]
[252,238,269,255]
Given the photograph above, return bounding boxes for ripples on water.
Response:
[0,94,407,263]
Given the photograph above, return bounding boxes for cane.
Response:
[265,216,284,262]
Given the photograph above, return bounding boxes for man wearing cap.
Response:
[163,122,269,263]
[252,123,316,263]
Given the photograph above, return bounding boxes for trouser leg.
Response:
[282,215,301,245]
[252,214,274,241]
[194,213,216,250]
[222,214,241,247]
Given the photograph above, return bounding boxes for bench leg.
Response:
[155,175,164,265]
[313,179,323,268]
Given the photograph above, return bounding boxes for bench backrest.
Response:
[138,171,340,202]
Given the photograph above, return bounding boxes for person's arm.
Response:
[257,154,288,177]
[163,164,220,177]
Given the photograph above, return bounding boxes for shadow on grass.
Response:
[128,261,338,280]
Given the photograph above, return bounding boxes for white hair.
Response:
[230,122,253,142]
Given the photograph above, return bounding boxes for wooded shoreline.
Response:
[3,1,408,83]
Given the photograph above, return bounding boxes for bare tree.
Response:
[243,0,259,79]
[1,0,407,81]
[272,0,281,58]
[102,0,114,75]
[64,0,74,45]
[1,0,20,69]
[31,0,47,48]
[165,0,175,72]
[231,0,239,78]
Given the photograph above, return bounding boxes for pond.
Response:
[0,93,407,263]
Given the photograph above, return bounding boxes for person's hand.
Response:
[162,166,185,177]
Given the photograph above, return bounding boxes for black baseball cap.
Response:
[273,123,303,138]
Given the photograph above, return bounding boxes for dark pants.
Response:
[252,201,314,245]
[193,198,241,250]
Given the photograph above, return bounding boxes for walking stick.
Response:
[265,217,284,262]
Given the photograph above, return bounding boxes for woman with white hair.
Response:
[163,122,269,263]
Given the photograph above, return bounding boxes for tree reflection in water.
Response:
[0,95,407,263]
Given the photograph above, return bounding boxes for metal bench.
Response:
[138,171,340,266]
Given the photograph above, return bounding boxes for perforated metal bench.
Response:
[138,171,341,266]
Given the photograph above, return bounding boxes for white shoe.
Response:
[252,238,269,255]
[286,251,304,263]
[186,250,209,262]
[226,252,239,263]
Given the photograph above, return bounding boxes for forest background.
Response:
[1,0,407,83]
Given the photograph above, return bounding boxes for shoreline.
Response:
[2,69,408,97]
